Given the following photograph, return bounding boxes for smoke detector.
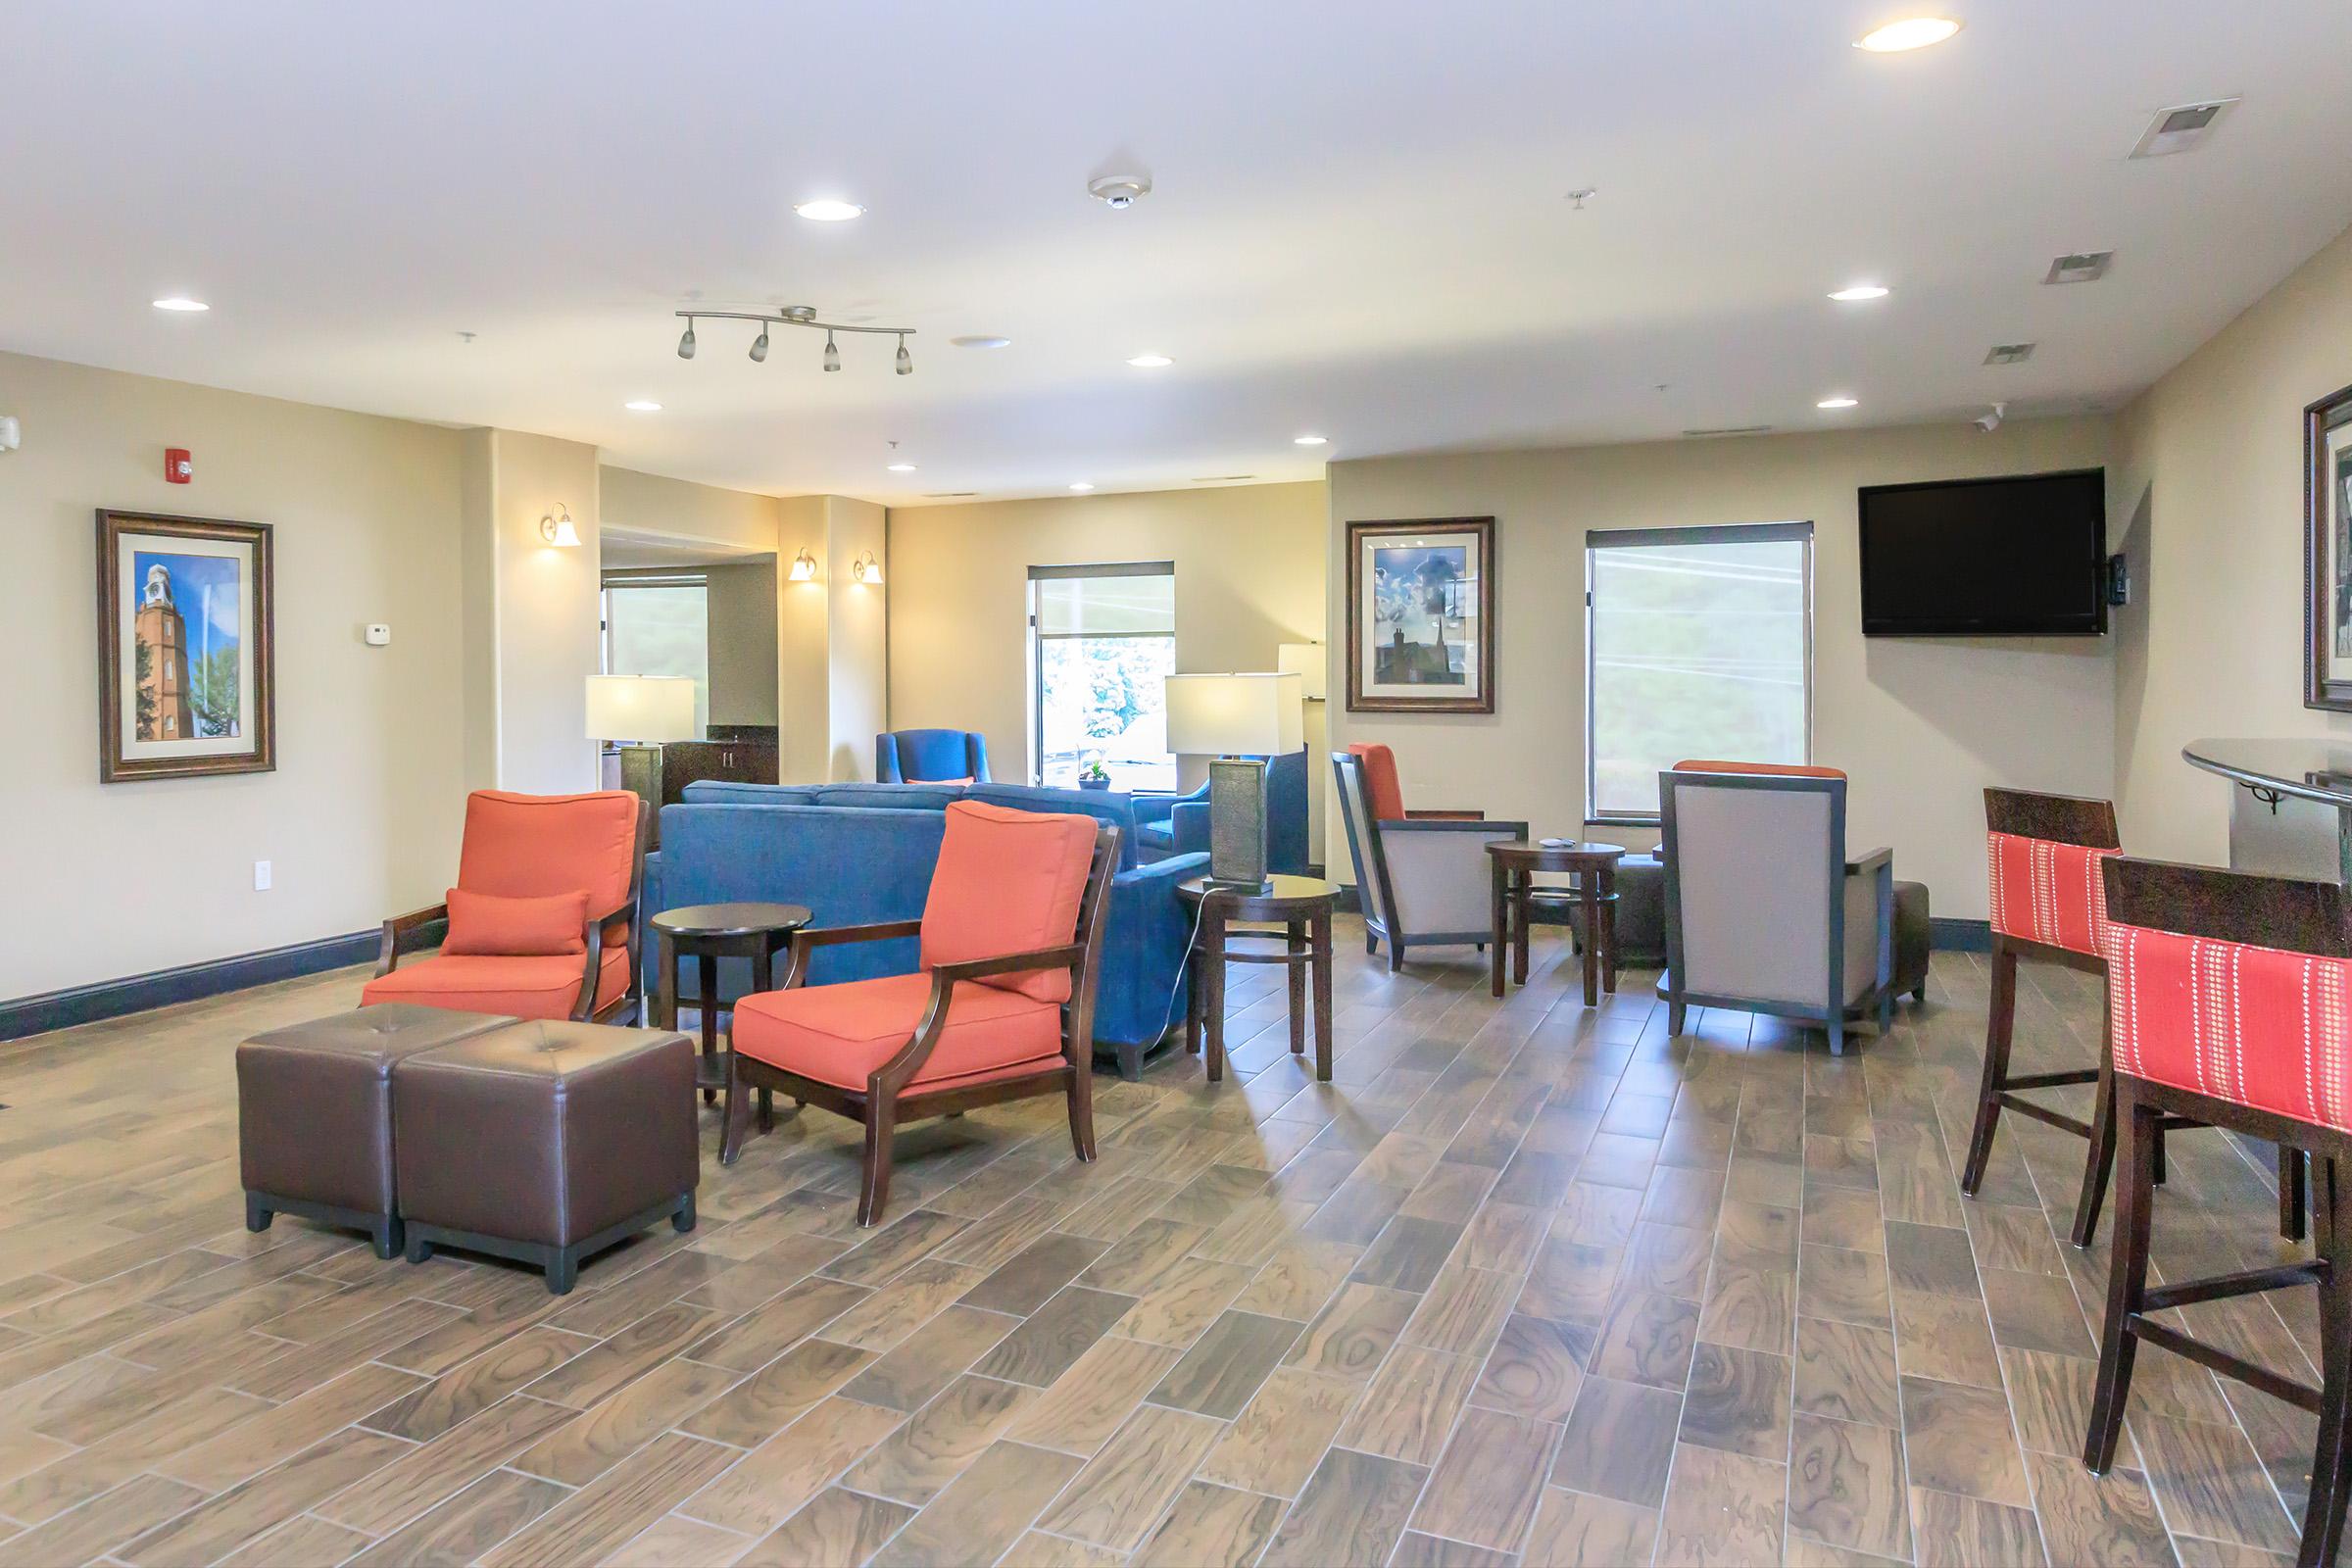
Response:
[2044,252,2114,285]
[1087,172,1152,210]
[2131,99,2239,160]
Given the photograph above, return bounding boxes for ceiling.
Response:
[4,1,2348,509]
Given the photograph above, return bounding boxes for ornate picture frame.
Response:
[96,509,276,782]
[2309,382,2352,711]
[1345,516,1497,713]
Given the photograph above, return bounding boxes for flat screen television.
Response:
[1857,468,2108,636]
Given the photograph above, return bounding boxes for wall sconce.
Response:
[851,551,884,585]
[787,548,818,582]
[538,503,580,547]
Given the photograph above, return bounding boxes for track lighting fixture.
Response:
[668,306,914,376]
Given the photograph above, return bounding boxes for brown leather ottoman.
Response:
[238,1004,516,1258]
[394,1018,699,1293]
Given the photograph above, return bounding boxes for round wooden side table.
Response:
[651,903,812,1111]
[1177,875,1338,1084]
[1486,842,1626,1005]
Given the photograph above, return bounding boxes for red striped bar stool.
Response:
[2083,857,2352,1568]
[1958,788,2136,1247]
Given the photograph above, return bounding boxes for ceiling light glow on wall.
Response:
[624,400,662,412]
[793,199,864,221]
[1817,396,1859,410]
[1127,354,1173,368]
[1294,434,1329,446]
[887,463,916,472]
[1068,482,1095,492]
[152,297,210,312]
[1854,18,1960,52]
[1828,284,1889,302]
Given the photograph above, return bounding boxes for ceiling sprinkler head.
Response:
[1566,187,1597,210]
[1087,172,1152,210]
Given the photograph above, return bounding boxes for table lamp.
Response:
[1164,672,1304,890]
[586,675,698,832]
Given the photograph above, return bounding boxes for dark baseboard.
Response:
[0,925,425,1044]
[1930,917,1992,952]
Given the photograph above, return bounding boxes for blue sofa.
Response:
[1133,750,1312,875]
[643,779,1204,1079]
[875,728,991,783]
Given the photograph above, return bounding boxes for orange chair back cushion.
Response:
[1347,743,1407,820]
[443,887,588,956]
[456,791,639,921]
[920,801,1098,1004]
[1987,832,2116,956]
[2108,920,2352,1135]
[1674,759,1847,781]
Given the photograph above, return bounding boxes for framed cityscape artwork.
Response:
[1346,515,1496,712]
[2306,382,2352,711]
[96,510,275,781]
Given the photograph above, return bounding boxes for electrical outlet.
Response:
[254,859,272,892]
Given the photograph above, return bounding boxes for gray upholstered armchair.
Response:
[1333,749,1528,972]
[1658,767,1895,1054]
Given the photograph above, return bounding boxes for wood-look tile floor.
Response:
[0,927,2327,1567]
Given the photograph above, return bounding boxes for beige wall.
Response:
[2111,223,2352,865]
[600,464,778,556]
[888,482,1330,791]
[473,430,602,794]
[1,349,472,998]
[1328,420,2119,922]
[825,497,890,781]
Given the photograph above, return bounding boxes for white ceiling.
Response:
[4,1,2348,509]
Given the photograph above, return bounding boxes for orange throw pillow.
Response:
[443,886,589,956]
[920,802,1097,1003]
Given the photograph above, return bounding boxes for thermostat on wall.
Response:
[364,623,391,646]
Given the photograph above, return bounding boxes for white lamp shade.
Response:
[586,675,698,742]
[1277,642,1328,702]
[1164,673,1305,757]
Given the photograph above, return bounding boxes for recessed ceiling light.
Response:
[1854,18,1961,52]
[950,335,1012,349]
[1817,396,1859,410]
[887,463,917,472]
[1828,284,1889,302]
[152,296,210,312]
[1068,482,1096,492]
[623,400,662,412]
[793,199,864,221]
[1294,434,1330,446]
[1126,354,1173,368]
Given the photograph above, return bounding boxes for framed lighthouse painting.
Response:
[96,510,275,782]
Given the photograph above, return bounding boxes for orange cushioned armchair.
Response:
[721,800,1119,1226]
[363,790,652,1024]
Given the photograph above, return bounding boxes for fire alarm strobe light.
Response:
[165,448,193,483]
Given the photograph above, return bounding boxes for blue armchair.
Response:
[876,728,990,783]
[1133,751,1311,875]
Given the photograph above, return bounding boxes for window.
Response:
[1030,563,1177,790]
[1586,522,1813,822]
[601,573,710,736]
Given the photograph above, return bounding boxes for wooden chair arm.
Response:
[376,903,449,977]
[928,944,1088,984]
[870,947,1080,1093]
[793,919,924,951]
[1405,808,1487,821]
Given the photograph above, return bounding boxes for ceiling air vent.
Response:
[2131,98,2239,160]
[922,491,978,499]
[2043,251,2114,285]
[1191,474,1257,484]
[1984,343,2036,366]
[1682,424,1775,439]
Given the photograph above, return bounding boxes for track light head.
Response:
[823,331,841,372]
[749,325,769,363]
[676,318,697,360]
[896,334,912,376]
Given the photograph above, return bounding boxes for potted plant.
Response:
[1077,759,1111,792]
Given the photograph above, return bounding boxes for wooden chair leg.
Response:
[2070,1059,2119,1250]
[2284,1146,2312,1243]
[1067,1067,1097,1162]
[857,1101,896,1227]
[1960,943,2018,1198]
[718,1057,752,1166]
[2084,1085,2157,1475]
[2303,1153,2352,1568]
